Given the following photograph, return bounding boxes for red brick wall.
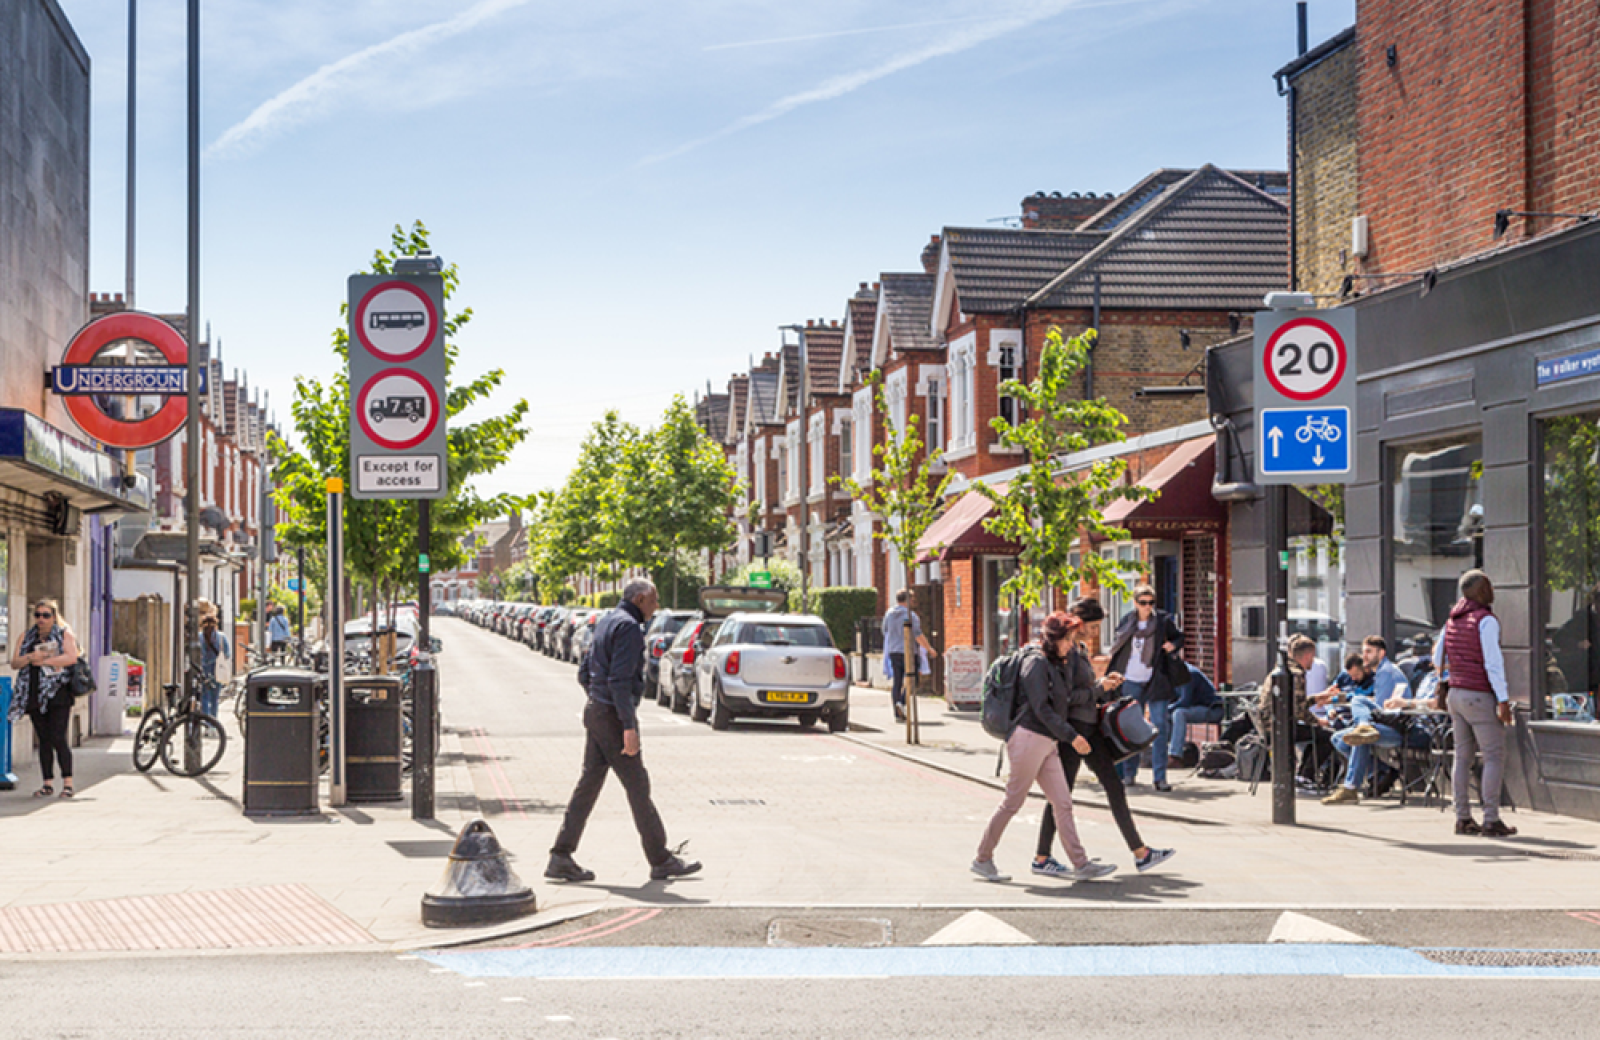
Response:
[943,557,977,647]
[1524,0,1600,222]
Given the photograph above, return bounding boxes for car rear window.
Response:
[742,623,833,648]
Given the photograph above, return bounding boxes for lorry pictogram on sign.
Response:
[355,369,439,451]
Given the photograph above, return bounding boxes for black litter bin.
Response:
[243,667,321,816]
[345,675,404,803]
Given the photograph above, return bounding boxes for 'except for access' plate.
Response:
[356,455,442,494]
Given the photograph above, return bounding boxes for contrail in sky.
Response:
[647,0,1153,166]
[705,15,994,52]
[208,0,533,157]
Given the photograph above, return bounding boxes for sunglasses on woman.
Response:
[34,611,53,619]
[1136,599,1154,606]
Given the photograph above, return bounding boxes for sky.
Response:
[56,0,1356,500]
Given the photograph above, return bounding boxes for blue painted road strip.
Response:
[424,945,1600,980]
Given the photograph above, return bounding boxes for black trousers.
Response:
[1037,729,1144,856]
[28,697,73,782]
[551,700,670,866]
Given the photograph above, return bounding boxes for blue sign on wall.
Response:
[1259,407,1351,478]
[1536,346,1600,387]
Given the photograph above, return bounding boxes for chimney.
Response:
[920,234,941,275]
[806,319,814,328]
[1020,191,1112,230]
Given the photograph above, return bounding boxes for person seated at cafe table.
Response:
[1321,659,1438,805]
[1165,661,1222,772]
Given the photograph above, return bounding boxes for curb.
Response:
[831,732,1227,828]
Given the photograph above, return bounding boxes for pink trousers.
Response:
[977,725,1088,868]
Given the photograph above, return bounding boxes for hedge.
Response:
[812,587,879,652]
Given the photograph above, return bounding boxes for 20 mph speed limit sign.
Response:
[1253,307,1356,485]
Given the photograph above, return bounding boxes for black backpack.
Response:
[980,648,1034,740]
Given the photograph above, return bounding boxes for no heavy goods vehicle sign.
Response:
[348,271,448,499]
[1252,307,1357,485]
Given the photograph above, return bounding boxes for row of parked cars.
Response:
[458,588,853,733]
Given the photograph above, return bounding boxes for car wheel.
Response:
[690,686,709,722]
[671,684,688,715]
[710,684,732,731]
[827,705,850,733]
[796,712,818,730]
[656,675,671,707]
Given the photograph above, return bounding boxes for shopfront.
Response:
[1215,219,1600,820]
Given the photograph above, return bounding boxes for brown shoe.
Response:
[1481,819,1519,838]
[1167,756,1186,771]
[1322,786,1361,805]
[1455,817,1482,835]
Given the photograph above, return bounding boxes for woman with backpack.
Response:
[973,611,1118,884]
[1033,596,1177,877]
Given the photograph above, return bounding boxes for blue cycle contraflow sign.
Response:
[1259,407,1350,478]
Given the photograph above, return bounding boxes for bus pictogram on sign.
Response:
[353,281,438,362]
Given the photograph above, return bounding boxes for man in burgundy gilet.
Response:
[1434,569,1517,837]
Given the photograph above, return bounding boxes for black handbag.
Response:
[1161,649,1190,689]
[68,656,96,698]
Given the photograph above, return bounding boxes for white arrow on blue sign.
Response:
[1259,407,1350,477]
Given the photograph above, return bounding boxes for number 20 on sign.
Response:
[1252,308,1357,486]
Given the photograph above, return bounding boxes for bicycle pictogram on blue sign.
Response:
[1259,407,1350,477]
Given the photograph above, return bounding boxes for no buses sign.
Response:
[348,272,448,499]
[1252,307,1357,485]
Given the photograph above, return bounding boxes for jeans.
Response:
[1115,682,1172,784]
[1331,722,1402,789]
[552,700,672,866]
[887,651,907,711]
[1168,703,1225,759]
[200,679,221,719]
[978,726,1087,869]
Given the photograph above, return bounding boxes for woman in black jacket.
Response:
[972,612,1117,884]
[1105,585,1185,790]
[1033,596,1177,876]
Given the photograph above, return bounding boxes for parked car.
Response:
[691,588,847,732]
[558,609,595,661]
[571,610,602,662]
[643,609,696,697]
[542,607,569,656]
[658,614,713,714]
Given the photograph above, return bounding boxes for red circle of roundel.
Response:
[355,368,442,451]
[61,312,190,449]
[1262,316,1347,402]
[354,280,438,362]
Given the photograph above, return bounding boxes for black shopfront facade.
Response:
[1213,220,1600,821]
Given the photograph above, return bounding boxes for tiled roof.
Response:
[749,367,780,427]
[725,375,748,442]
[780,342,802,416]
[1081,167,1289,232]
[803,327,845,398]
[843,293,877,389]
[1025,166,1289,311]
[879,273,938,353]
[697,393,729,443]
[942,227,1104,313]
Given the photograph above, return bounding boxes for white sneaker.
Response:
[1071,860,1118,881]
[970,859,1011,883]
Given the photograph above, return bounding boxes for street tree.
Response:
[271,222,530,612]
[974,326,1149,610]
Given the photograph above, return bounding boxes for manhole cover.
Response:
[768,917,892,948]
[1419,949,1600,967]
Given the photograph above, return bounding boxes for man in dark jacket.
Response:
[1106,585,1185,790]
[547,579,701,883]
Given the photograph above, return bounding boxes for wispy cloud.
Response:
[207,0,534,158]
[704,15,994,52]
[645,0,1153,166]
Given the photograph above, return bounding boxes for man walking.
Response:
[547,579,701,883]
[882,589,936,723]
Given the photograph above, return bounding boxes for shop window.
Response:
[1289,486,1345,679]
[1389,435,1483,654]
[1100,542,1143,629]
[1540,413,1600,718]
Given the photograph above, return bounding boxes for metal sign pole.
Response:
[413,499,435,819]
[1266,483,1295,824]
[181,0,201,776]
[328,478,346,807]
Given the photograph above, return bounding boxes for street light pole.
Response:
[182,0,201,771]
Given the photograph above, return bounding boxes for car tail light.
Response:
[683,643,697,666]
[834,653,847,680]
[651,639,665,659]
[725,650,740,676]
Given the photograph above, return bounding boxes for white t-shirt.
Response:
[1125,616,1156,684]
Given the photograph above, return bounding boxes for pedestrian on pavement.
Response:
[1437,570,1517,837]
[973,610,1117,884]
[1264,635,1337,788]
[1165,661,1221,770]
[268,603,292,655]
[882,589,936,722]
[1033,597,1177,877]
[1360,636,1410,702]
[199,613,230,719]
[8,598,80,799]
[1106,586,1186,791]
[547,578,701,883]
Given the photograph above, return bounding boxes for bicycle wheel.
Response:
[133,708,167,773]
[158,712,228,777]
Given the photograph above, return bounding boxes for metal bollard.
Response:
[412,658,436,820]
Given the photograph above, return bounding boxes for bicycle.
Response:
[132,677,228,777]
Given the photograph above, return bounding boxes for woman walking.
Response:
[1034,597,1177,876]
[8,598,80,798]
[973,611,1117,883]
[199,612,230,719]
[1437,570,1517,837]
[1105,585,1186,790]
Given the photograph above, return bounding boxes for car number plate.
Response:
[764,690,810,704]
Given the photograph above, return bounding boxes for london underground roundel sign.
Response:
[58,312,192,449]
[1262,316,1348,401]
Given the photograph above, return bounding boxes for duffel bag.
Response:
[1098,696,1156,762]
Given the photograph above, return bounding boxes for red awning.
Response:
[1098,435,1224,537]
[915,487,1017,563]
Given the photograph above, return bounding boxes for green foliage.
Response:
[724,557,804,610]
[976,327,1148,608]
[812,587,879,652]
[270,221,531,596]
[1542,414,1600,598]
[833,370,954,579]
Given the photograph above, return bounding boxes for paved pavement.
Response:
[2,615,1599,958]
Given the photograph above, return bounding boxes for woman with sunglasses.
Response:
[7,599,80,798]
[1106,585,1186,790]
